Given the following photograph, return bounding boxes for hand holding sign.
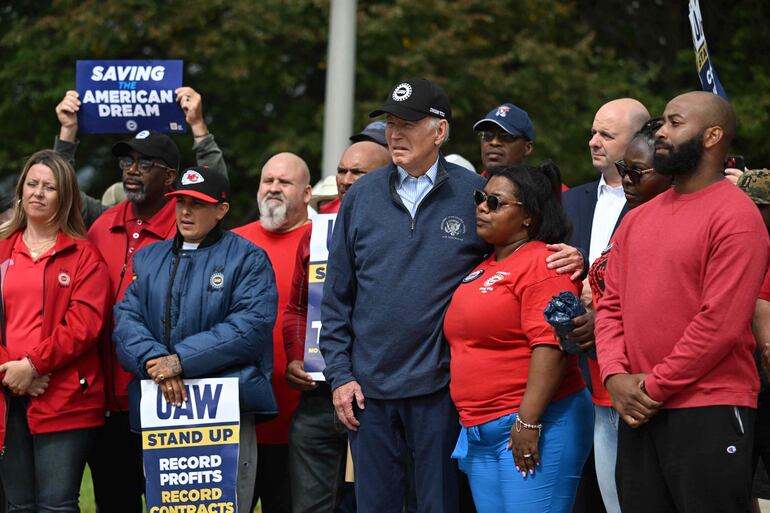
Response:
[285,360,318,391]
[146,355,188,406]
[161,375,188,407]
[56,90,81,142]
[147,354,183,378]
[175,86,209,138]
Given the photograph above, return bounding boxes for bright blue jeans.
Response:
[0,396,95,513]
[452,389,593,513]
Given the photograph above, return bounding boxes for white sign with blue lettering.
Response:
[304,214,337,381]
[140,378,240,512]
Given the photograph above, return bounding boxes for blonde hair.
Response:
[0,150,86,239]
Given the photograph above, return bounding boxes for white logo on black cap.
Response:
[181,170,205,185]
[392,83,412,102]
[135,130,150,139]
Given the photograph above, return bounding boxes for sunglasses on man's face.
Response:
[473,189,523,212]
[478,131,522,144]
[615,160,655,184]
[118,156,170,174]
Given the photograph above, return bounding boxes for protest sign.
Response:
[688,0,728,99]
[141,378,239,513]
[303,213,336,381]
[76,59,186,134]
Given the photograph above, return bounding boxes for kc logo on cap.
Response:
[181,170,205,185]
[392,83,413,102]
[495,105,511,117]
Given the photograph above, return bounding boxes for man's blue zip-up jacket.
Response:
[320,156,488,399]
[114,228,279,431]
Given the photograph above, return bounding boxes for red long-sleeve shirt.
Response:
[283,228,312,363]
[596,179,768,409]
[232,221,311,444]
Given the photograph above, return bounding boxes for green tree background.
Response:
[1,0,768,225]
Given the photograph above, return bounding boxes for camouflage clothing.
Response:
[738,169,770,205]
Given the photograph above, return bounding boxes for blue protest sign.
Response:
[76,60,186,134]
[304,214,337,380]
[688,0,728,100]
[141,378,239,513]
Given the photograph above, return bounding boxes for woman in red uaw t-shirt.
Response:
[444,164,592,513]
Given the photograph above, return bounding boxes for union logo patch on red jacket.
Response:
[57,270,71,288]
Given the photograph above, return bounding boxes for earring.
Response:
[524,221,530,227]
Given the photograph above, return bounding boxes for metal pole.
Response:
[321,0,357,178]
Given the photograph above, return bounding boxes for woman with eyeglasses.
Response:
[444,164,593,513]
[0,150,110,512]
[584,118,671,513]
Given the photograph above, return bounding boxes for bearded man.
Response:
[233,152,312,513]
[595,91,769,513]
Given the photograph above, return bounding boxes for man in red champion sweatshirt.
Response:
[595,91,769,513]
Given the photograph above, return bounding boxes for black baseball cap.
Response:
[166,166,229,204]
[112,130,181,170]
[369,78,452,123]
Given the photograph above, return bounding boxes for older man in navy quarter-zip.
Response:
[320,78,486,513]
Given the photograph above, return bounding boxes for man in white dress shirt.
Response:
[563,98,650,513]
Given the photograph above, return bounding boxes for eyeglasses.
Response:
[473,189,523,212]
[118,156,172,174]
[615,160,655,184]
[478,131,522,144]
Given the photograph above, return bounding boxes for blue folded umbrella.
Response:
[543,291,595,358]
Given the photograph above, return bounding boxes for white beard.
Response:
[258,194,289,232]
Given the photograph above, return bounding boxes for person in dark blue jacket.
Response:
[113,165,278,513]
[320,78,488,513]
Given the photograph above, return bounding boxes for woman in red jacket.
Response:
[0,149,110,513]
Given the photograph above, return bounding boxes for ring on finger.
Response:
[167,385,172,391]
[523,453,532,458]
[158,374,165,382]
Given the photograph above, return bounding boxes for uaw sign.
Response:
[688,0,728,99]
[76,60,185,134]
[304,214,336,380]
[141,378,239,513]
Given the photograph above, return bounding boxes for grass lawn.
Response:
[79,466,262,513]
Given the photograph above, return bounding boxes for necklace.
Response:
[495,238,529,262]
[22,232,57,259]
[511,239,529,253]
